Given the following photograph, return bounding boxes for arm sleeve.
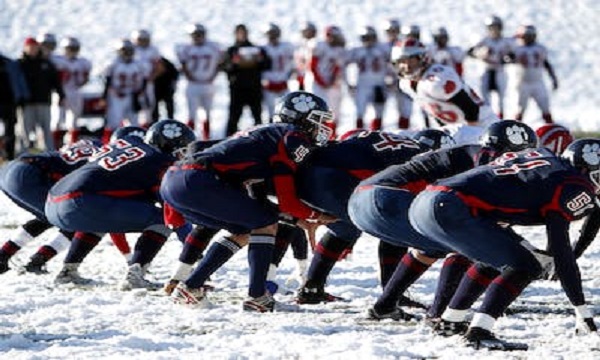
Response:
[546,212,586,306]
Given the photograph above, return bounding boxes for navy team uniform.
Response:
[409,148,596,343]
[161,123,325,301]
[349,144,497,316]
[45,136,177,281]
[295,130,425,299]
[46,137,173,233]
[0,140,98,273]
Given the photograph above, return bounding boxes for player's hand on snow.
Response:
[575,306,598,335]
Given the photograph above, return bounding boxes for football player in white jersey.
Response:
[294,21,317,91]
[102,39,148,142]
[392,38,499,144]
[510,25,558,124]
[132,29,163,126]
[51,37,92,145]
[429,27,465,77]
[346,26,389,130]
[381,19,413,130]
[467,15,515,118]
[261,23,295,121]
[176,24,222,140]
[305,25,346,136]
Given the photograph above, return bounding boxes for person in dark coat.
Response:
[0,52,29,160]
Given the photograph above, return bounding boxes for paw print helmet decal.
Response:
[412,129,455,151]
[145,119,196,157]
[480,120,538,154]
[274,91,333,146]
[562,138,600,193]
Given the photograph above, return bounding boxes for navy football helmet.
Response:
[480,120,538,153]
[274,91,333,146]
[412,129,455,150]
[562,138,600,193]
[144,119,195,157]
[110,126,147,143]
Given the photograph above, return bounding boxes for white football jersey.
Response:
[470,36,515,70]
[429,45,465,71]
[176,41,222,83]
[309,41,346,86]
[346,43,388,85]
[294,38,316,77]
[512,43,549,83]
[104,59,147,95]
[54,56,92,90]
[399,63,497,126]
[134,45,161,75]
[262,41,295,84]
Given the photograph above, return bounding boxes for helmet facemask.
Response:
[306,110,333,146]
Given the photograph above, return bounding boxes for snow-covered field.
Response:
[1,0,600,358]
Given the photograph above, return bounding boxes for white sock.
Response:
[11,227,34,248]
[442,308,469,322]
[45,232,71,253]
[470,312,496,331]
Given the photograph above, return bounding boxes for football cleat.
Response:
[464,327,528,351]
[171,283,209,307]
[243,293,276,313]
[23,253,49,274]
[54,263,92,285]
[367,306,417,321]
[295,286,345,304]
[164,279,180,296]
[120,263,161,291]
[428,317,470,336]
[0,254,10,274]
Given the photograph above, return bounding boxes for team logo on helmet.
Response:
[582,143,600,166]
[162,123,183,139]
[506,125,530,145]
[291,94,316,113]
[440,134,455,149]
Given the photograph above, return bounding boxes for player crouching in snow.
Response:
[408,139,600,350]
[44,120,195,288]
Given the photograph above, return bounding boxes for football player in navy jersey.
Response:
[294,129,431,304]
[162,91,336,312]
[45,120,194,288]
[408,139,600,349]
[348,120,538,322]
[0,139,100,274]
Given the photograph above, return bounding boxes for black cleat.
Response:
[464,327,528,351]
[295,286,345,304]
[397,294,428,309]
[367,306,417,321]
[427,317,470,336]
[24,253,49,274]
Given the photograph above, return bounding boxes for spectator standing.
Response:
[0,52,29,160]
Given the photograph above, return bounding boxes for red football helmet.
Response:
[535,124,574,155]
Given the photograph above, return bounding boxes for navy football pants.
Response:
[1,160,53,220]
[349,185,451,257]
[160,167,279,235]
[408,189,541,274]
[45,193,163,233]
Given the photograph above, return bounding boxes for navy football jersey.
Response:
[435,148,596,224]
[360,144,496,192]
[50,137,175,202]
[307,130,425,179]
[19,140,100,180]
[183,123,319,220]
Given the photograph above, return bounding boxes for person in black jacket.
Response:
[151,56,179,124]
[221,24,271,136]
[0,52,29,160]
[17,37,64,151]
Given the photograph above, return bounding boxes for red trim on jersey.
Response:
[109,233,130,255]
[492,275,520,296]
[540,177,595,221]
[164,202,186,228]
[270,138,299,172]
[273,174,316,220]
[455,63,463,77]
[426,185,528,216]
[48,191,83,203]
[347,169,376,180]
[309,56,329,87]
[398,180,429,194]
